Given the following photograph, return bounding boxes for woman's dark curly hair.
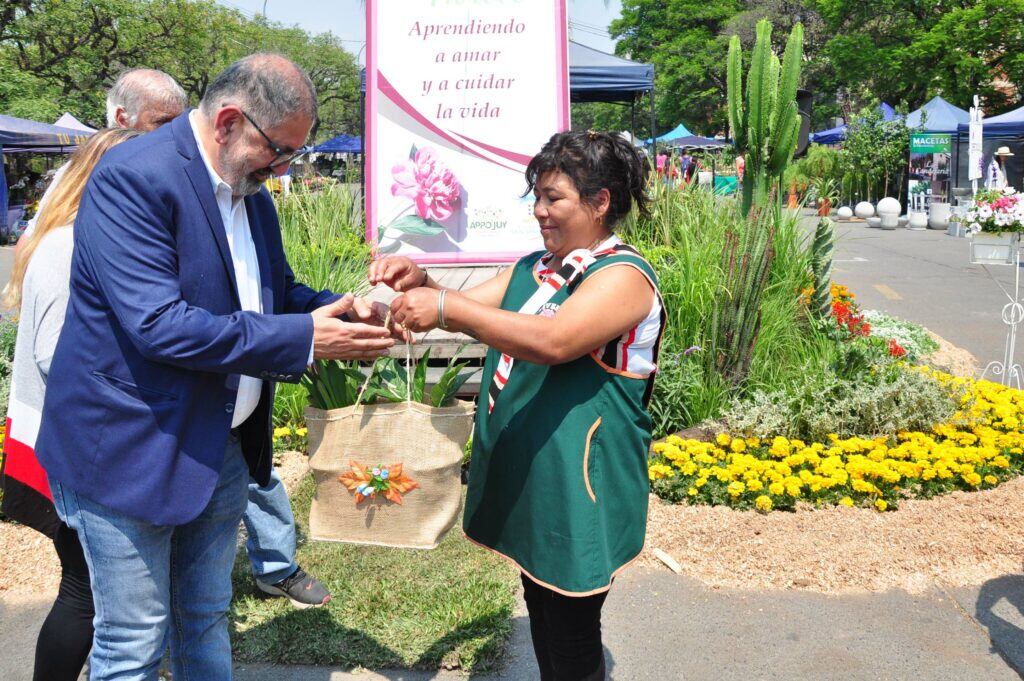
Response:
[524,130,650,227]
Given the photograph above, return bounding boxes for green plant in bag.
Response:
[303,346,477,410]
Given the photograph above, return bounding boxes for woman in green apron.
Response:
[370,131,663,681]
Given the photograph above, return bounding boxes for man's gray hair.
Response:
[200,53,318,128]
[105,69,188,127]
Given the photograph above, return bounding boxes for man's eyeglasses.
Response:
[240,109,305,168]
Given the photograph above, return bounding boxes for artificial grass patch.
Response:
[229,474,518,672]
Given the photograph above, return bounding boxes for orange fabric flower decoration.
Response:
[338,460,420,505]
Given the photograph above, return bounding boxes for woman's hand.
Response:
[390,288,441,332]
[368,256,427,292]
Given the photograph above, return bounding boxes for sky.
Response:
[215,0,624,62]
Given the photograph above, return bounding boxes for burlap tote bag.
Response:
[306,367,475,549]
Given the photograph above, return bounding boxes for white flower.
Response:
[978,206,993,220]
[970,222,982,234]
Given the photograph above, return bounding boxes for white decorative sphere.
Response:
[854,201,875,219]
[837,206,854,219]
[876,197,901,216]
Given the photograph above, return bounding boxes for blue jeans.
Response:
[242,469,298,584]
[51,438,249,681]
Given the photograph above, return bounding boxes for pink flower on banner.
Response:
[391,148,460,221]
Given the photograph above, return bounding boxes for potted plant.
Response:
[965,188,1024,265]
[812,178,839,216]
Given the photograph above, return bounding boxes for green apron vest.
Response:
[463,248,663,595]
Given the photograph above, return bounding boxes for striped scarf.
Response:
[487,238,624,414]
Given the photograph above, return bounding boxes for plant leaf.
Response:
[431,361,476,406]
[412,347,430,403]
[389,215,446,236]
[374,357,408,402]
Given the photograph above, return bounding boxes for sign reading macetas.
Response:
[910,133,952,154]
[366,0,569,264]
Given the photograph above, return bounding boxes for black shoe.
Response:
[256,567,331,609]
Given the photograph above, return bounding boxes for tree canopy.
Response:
[0,0,362,140]
[588,0,1024,138]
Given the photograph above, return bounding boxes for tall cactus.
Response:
[728,20,804,216]
[809,218,835,321]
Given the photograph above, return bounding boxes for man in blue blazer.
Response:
[37,54,394,680]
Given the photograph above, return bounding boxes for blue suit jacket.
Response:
[36,111,338,526]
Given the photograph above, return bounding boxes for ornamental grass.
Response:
[649,369,1024,512]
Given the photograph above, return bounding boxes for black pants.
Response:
[34,521,94,681]
[521,573,609,681]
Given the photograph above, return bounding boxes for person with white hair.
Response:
[18,68,188,246]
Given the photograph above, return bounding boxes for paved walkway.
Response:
[5,228,1024,680]
[228,569,1024,680]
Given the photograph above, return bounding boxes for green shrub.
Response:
[862,310,940,361]
[620,183,827,437]
[277,183,371,296]
[721,362,963,442]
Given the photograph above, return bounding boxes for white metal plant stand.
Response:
[979,242,1024,388]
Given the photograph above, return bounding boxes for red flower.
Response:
[887,338,907,358]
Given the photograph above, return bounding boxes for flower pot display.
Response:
[854,201,874,219]
[970,231,1020,265]
[928,202,951,230]
[963,188,1024,238]
[908,211,928,230]
[836,206,853,220]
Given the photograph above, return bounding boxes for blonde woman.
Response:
[0,128,139,681]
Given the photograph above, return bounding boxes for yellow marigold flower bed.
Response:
[648,369,1024,512]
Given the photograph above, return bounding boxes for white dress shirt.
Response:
[189,112,265,428]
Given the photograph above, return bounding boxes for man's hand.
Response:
[342,295,408,342]
[311,295,395,360]
[368,256,427,292]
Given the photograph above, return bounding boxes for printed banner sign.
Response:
[366,0,570,263]
[908,133,952,207]
[909,133,951,154]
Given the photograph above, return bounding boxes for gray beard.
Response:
[219,147,266,196]
[231,173,265,196]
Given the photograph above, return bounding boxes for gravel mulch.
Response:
[641,476,1024,594]
[0,451,312,600]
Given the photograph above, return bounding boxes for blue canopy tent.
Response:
[810,103,898,144]
[651,122,694,144]
[1,113,93,236]
[313,133,362,154]
[0,113,92,153]
[956,103,1024,140]
[665,134,726,149]
[952,103,1024,190]
[905,96,969,132]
